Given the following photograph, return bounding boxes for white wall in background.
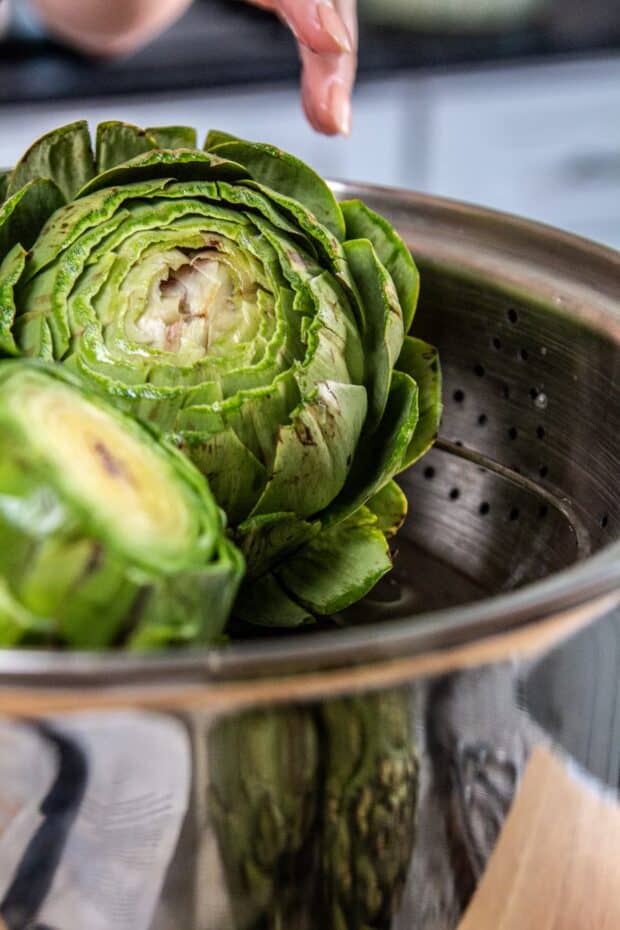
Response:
[1,55,619,248]
[424,55,620,248]
[0,76,426,189]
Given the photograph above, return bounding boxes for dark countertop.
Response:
[1,0,619,105]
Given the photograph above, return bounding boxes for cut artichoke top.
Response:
[2,365,202,568]
[0,121,442,632]
[0,360,243,649]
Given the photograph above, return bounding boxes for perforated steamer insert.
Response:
[333,188,620,638]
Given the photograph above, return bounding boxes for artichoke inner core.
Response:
[135,248,256,362]
[4,370,198,558]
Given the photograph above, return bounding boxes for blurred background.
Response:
[1,0,619,247]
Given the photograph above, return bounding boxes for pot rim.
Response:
[1,185,619,686]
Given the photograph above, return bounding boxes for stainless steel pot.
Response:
[0,188,618,930]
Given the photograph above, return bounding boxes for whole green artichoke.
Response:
[0,359,242,648]
[0,121,441,626]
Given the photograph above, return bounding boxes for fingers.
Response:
[301,46,356,136]
[245,0,358,136]
[31,0,194,56]
[299,1,357,136]
[244,0,352,52]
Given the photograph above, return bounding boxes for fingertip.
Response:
[300,38,356,137]
[329,83,352,136]
[302,76,353,136]
[302,87,339,136]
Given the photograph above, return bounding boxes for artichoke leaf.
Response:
[251,381,367,520]
[343,237,404,432]
[129,538,244,649]
[7,120,95,202]
[275,506,392,615]
[0,171,9,205]
[366,480,408,539]
[397,336,443,469]
[0,578,55,646]
[0,244,27,356]
[0,177,65,259]
[95,120,160,173]
[145,125,198,150]
[249,178,348,271]
[78,148,248,198]
[205,130,346,240]
[21,177,171,282]
[237,511,320,579]
[324,370,419,529]
[176,427,267,524]
[215,179,316,254]
[341,199,420,330]
[233,572,313,627]
[13,311,54,360]
[18,535,138,649]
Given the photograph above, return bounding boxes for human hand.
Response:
[245,0,357,136]
[29,0,194,57]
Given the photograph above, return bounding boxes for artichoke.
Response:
[0,359,243,649]
[0,120,441,625]
[207,690,418,930]
[208,706,319,930]
[319,689,419,930]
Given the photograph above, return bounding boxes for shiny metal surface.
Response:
[0,189,618,930]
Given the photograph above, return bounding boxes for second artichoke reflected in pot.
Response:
[208,706,320,930]
[0,121,442,624]
[320,691,419,930]
[208,688,418,930]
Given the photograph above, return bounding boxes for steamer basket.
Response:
[0,189,618,930]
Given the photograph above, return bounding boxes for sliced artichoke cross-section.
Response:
[0,360,243,649]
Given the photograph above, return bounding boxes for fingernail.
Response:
[318,3,353,52]
[330,83,352,136]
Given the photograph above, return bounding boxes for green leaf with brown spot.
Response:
[366,480,408,538]
[7,120,95,202]
[95,120,159,173]
[324,371,419,528]
[78,148,248,198]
